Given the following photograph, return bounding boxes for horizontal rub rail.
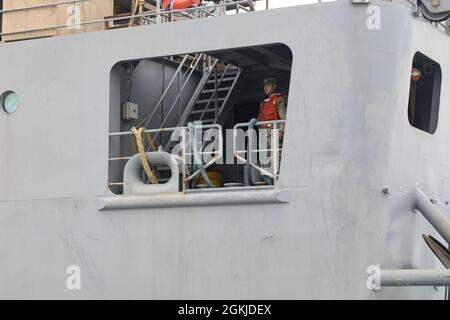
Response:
[98,189,291,211]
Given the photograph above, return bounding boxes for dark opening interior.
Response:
[408,52,441,134]
[109,44,293,194]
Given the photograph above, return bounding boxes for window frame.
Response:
[407,52,442,135]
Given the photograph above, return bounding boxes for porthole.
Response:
[1,91,19,114]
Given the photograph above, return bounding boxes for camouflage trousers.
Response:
[258,128,283,180]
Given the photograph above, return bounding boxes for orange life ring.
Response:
[162,0,201,10]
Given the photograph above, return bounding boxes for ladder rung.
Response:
[218,68,239,74]
[196,98,225,104]
[190,108,217,115]
[201,87,231,94]
[207,77,235,84]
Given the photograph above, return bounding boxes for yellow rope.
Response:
[131,127,159,185]
[144,131,157,152]
[131,134,138,155]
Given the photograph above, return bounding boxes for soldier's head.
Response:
[263,77,278,96]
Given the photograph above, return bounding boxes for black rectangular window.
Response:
[408,52,441,134]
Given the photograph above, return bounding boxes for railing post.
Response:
[181,127,187,192]
[272,123,279,183]
[214,66,219,121]
[156,0,162,24]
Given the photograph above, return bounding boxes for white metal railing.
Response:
[233,120,285,185]
[108,123,223,192]
[0,0,258,37]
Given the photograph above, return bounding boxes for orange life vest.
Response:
[163,0,201,10]
[258,93,287,126]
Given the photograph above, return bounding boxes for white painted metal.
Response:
[0,1,448,299]
[99,189,291,210]
[367,266,450,291]
[415,185,450,244]
[123,152,180,195]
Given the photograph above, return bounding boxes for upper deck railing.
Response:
[0,0,262,39]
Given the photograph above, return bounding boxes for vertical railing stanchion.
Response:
[272,123,279,184]
[156,0,162,24]
[233,120,285,185]
[181,127,187,192]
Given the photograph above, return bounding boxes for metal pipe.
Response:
[381,270,450,286]
[233,120,286,179]
[153,54,204,141]
[109,123,219,137]
[139,55,189,128]
[155,0,162,24]
[367,266,450,291]
[234,120,286,130]
[414,185,450,245]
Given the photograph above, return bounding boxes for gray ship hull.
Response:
[0,1,447,299]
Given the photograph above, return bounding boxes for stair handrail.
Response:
[216,67,242,123]
[178,59,219,127]
[198,64,232,121]
[151,53,205,144]
[138,54,191,129]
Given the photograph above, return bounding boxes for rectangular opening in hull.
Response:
[109,44,293,195]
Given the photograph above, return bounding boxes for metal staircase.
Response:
[179,62,242,126]
[156,57,241,153]
[135,53,242,161]
[134,54,242,184]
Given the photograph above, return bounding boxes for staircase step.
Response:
[196,97,225,104]
[190,108,217,115]
[201,87,231,94]
[207,77,236,84]
[219,68,239,74]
